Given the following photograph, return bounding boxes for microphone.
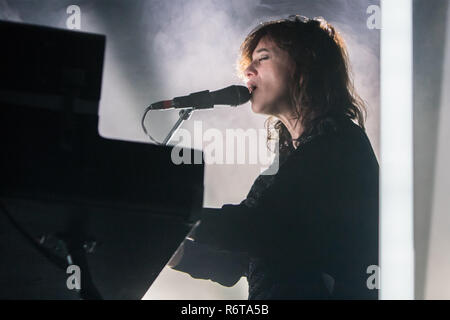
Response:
[148,85,251,110]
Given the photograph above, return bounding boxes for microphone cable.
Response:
[141,105,162,145]
[0,200,103,299]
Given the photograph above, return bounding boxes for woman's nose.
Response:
[245,63,257,78]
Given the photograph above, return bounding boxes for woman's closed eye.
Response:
[258,56,269,62]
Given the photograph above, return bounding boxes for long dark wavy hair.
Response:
[238,15,367,155]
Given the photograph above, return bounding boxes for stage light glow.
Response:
[380,0,414,300]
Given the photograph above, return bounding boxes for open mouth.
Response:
[249,85,257,94]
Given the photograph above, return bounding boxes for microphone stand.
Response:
[162,108,194,146]
[148,85,249,145]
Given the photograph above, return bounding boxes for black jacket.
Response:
[173,116,379,299]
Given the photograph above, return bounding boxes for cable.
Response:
[0,199,103,299]
[141,106,162,145]
[0,200,68,271]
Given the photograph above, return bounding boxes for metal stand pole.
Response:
[162,108,194,146]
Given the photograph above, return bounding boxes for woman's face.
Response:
[245,36,295,116]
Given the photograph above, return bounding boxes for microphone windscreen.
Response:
[211,85,251,106]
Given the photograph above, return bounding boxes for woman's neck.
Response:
[276,112,304,149]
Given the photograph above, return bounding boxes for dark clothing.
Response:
[173,116,379,299]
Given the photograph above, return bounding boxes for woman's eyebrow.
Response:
[254,48,270,54]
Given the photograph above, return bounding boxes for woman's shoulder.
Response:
[284,116,379,178]
[293,116,374,156]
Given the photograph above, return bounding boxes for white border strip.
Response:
[380,0,414,299]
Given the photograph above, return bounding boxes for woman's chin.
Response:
[251,103,271,116]
[251,102,265,115]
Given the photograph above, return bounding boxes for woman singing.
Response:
[169,15,379,300]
